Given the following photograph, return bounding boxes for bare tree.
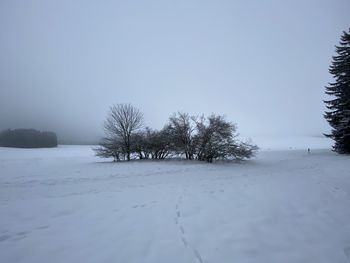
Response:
[194,114,257,162]
[147,126,173,159]
[94,136,125,161]
[168,112,196,159]
[131,130,147,159]
[100,104,143,161]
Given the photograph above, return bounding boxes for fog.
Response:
[0,0,349,143]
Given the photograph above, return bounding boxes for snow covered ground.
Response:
[1,138,350,263]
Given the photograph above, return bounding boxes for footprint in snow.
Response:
[132,204,147,208]
[193,249,204,263]
[11,231,28,241]
[181,236,188,247]
[344,246,350,259]
[0,235,11,242]
[52,210,74,218]
[180,226,185,234]
[16,231,28,236]
[36,225,50,230]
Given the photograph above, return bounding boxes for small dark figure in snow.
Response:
[307,148,310,153]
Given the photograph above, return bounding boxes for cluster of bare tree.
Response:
[94,104,258,162]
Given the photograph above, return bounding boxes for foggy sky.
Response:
[0,0,349,143]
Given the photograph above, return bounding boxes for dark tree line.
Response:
[324,29,350,154]
[0,129,57,148]
[95,104,258,162]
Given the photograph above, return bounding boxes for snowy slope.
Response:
[0,143,350,263]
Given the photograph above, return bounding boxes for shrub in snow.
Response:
[193,114,258,162]
[132,127,173,160]
[166,112,197,160]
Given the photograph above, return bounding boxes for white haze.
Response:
[0,0,349,143]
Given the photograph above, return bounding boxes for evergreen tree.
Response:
[324,29,350,153]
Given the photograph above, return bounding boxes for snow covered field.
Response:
[1,139,350,263]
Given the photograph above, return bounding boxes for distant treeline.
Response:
[0,129,58,148]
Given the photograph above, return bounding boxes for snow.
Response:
[247,135,333,151]
[0,140,350,263]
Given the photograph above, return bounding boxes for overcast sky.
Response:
[0,0,349,142]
